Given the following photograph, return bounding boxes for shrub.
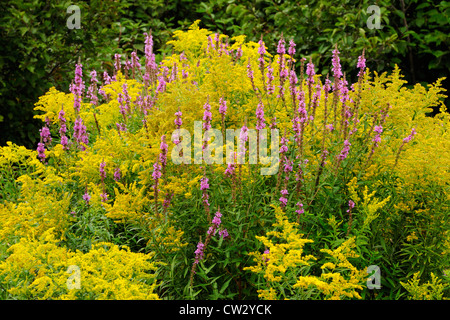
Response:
[0,21,448,300]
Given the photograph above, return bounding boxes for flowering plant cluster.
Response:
[0,21,449,300]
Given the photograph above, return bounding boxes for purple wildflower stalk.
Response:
[224,152,237,204]
[200,172,211,223]
[266,63,275,95]
[394,128,417,167]
[219,97,227,138]
[331,45,342,128]
[152,159,162,217]
[334,139,351,175]
[295,201,304,224]
[70,63,85,114]
[113,167,121,182]
[258,36,267,92]
[190,208,228,286]
[73,116,88,150]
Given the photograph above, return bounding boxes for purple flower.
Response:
[338,139,351,161]
[295,202,304,216]
[103,71,112,85]
[288,39,296,57]
[219,98,227,116]
[159,135,168,167]
[131,51,141,70]
[73,116,88,150]
[99,160,106,181]
[280,136,289,154]
[156,75,166,93]
[87,70,98,106]
[219,229,229,239]
[208,210,223,236]
[152,162,162,181]
[289,69,298,88]
[202,100,212,131]
[357,52,366,78]
[255,102,266,130]
[347,200,355,213]
[374,125,383,134]
[83,192,91,205]
[39,125,52,144]
[114,167,121,182]
[263,249,270,263]
[235,45,243,60]
[58,107,67,136]
[194,241,205,265]
[37,142,46,162]
[70,64,85,113]
[174,110,183,127]
[100,192,108,203]
[403,128,417,143]
[200,177,209,191]
[277,36,286,55]
[60,135,68,149]
[306,60,315,84]
[266,64,275,95]
[258,38,265,67]
[114,54,121,73]
[332,47,343,81]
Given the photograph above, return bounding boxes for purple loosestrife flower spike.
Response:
[152,161,162,182]
[266,64,275,95]
[255,102,266,131]
[296,202,304,216]
[71,64,85,113]
[347,200,355,213]
[306,60,315,84]
[219,97,227,116]
[279,189,289,208]
[219,229,229,239]
[83,192,91,205]
[357,51,366,78]
[277,36,286,55]
[87,70,98,106]
[403,128,417,143]
[332,47,343,81]
[37,142,46,162]
[100,192,108,203]
[114,167,121,182]
[288,39,296,58]
[40,125,52,144]
[194,242,205,265]
[159,135,168,168]
[58,107,67,135]
[99,160,106,181]
[202,99,212,131]
[338,139,351,161]
[258,38,265,65]
[73,116,88,150]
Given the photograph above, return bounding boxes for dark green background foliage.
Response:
[1,0,449,148]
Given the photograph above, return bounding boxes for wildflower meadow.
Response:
[0,21,449,301]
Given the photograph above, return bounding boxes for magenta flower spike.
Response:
[255,102,266,131]
[332,48,343,78]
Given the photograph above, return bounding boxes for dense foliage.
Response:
[1,0,449,148]
[0,22,448,300]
